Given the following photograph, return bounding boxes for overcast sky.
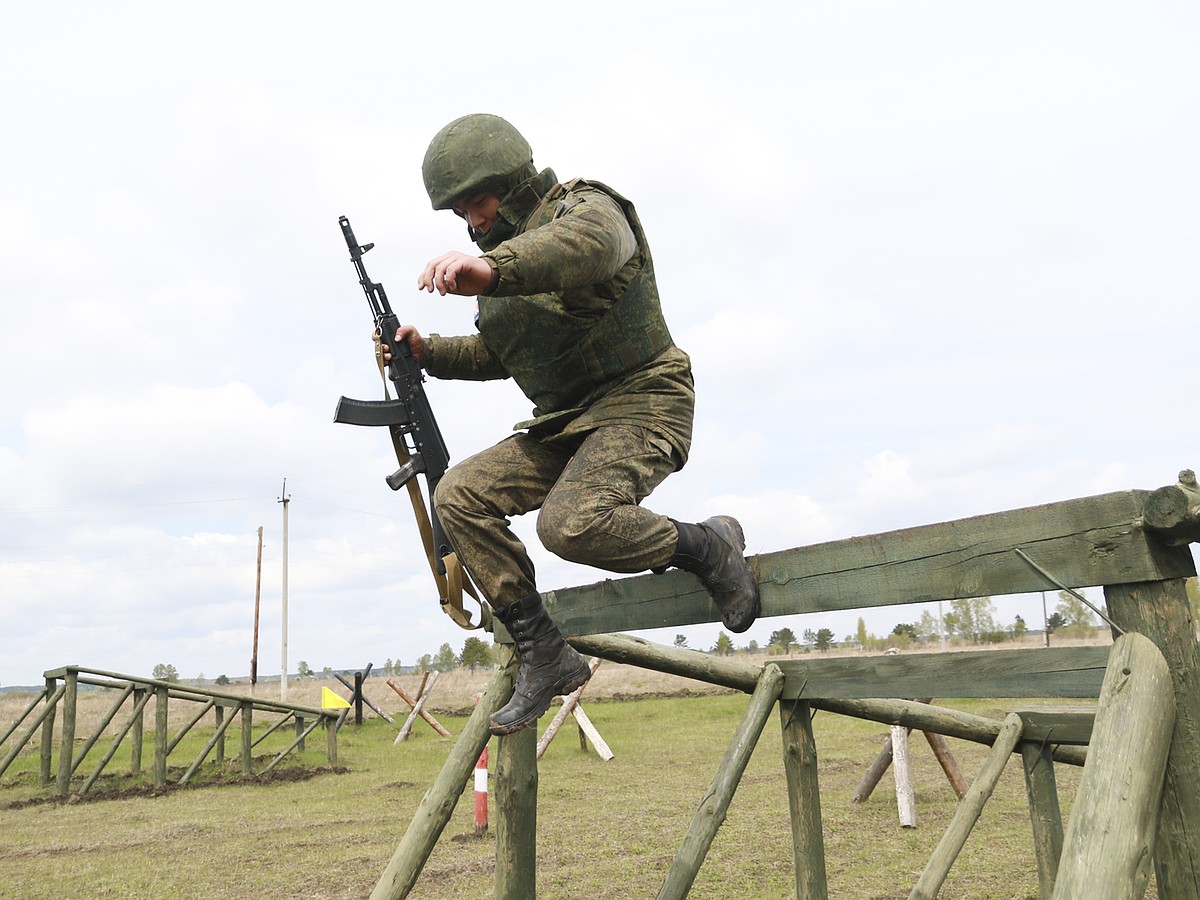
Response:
[2,2,1197,688]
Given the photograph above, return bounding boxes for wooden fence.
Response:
[369,473,1200,898]
[0,666,341,796]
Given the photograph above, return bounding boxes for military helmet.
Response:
[422,114,536,210]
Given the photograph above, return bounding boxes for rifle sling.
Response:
[377,338,487,631]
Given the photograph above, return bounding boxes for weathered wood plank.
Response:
[544,490,1195,636]
[776,647,1110,700]
[1021,740,1064,897]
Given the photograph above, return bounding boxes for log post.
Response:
[891,724,917,828]
[1104,577,1200,897]
[39,677,57,787]
[370,655,516,900]
[1141,470,1200,546]
[657,664,784,900]
[780,699,828,900]
[153,685,170,787]
[1020,740,1063,897]
[1052,632,1174,899]
[495,725,538,900]
[54,669,78,796]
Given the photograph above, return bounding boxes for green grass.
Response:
[0,690,1141,899]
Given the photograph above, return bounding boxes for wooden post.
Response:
[1104,577,1200,897]
[657,663,784,900]
[55,669,78,796]
[1052,632,1174,899]
[130,688,145,775]
[154,684,169,787]
[910,712,1024,899]
[891,723,917,827]
[923,730,968,799]
[39,677,57,787]
[370,656,516,900]
[240,703,253,775]
[1021,740,1064,897]
[780,699,828,900]
[495,725,538,900]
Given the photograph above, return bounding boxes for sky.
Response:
[2,2,1197,688]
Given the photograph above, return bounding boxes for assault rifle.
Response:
[334,215,483,629]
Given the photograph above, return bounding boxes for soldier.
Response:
[390,113,759,735]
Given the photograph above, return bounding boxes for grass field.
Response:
[0,649,1153,899]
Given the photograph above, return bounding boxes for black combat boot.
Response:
[671,516,760,633]
[489,592,592,736]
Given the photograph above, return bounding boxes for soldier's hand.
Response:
[417,251,493,296]
[382,325,425,365]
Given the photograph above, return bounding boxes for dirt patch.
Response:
[2,764,348,810]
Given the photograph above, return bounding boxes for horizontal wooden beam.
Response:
[775,646,1109,700]
[544,489,1195,637]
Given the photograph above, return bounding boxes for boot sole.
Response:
[487,664,592,736]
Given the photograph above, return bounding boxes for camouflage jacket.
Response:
[423,169,695,464]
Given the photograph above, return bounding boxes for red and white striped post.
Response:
[474,745,489,836]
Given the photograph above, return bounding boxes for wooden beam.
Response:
[776,646,1109,700]
[543,489,1195,636]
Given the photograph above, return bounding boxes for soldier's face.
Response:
[453,192,502,235]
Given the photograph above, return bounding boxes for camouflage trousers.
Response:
[434,424,680,610]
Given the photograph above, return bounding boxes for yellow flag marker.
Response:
[321,687,352,709]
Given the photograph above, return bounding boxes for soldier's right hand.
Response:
[383,324,426,365]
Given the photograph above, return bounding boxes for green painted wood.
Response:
[1021,740,1064,897]
[657,665,784,899]
[1014,707,1095,745]
[780,699,828,900]
[542,490,1195,636]
[371,656,516,900]
[911,713,1024,899]
[1053,633,1174,899]
[776,646,1109,700]
[1104,579,1200,898]
[495,725,538,900]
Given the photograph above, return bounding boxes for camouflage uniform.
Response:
[423,169,695,610]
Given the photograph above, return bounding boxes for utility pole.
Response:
[279,479,290,701]
[251,526,263,692]
[1041,590,1050,647]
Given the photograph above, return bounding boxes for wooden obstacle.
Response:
[536,657,612,761]
[370,471,1200,898]
[332,662,394,725]
[0,666,340,796]
[387,672,450,743]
